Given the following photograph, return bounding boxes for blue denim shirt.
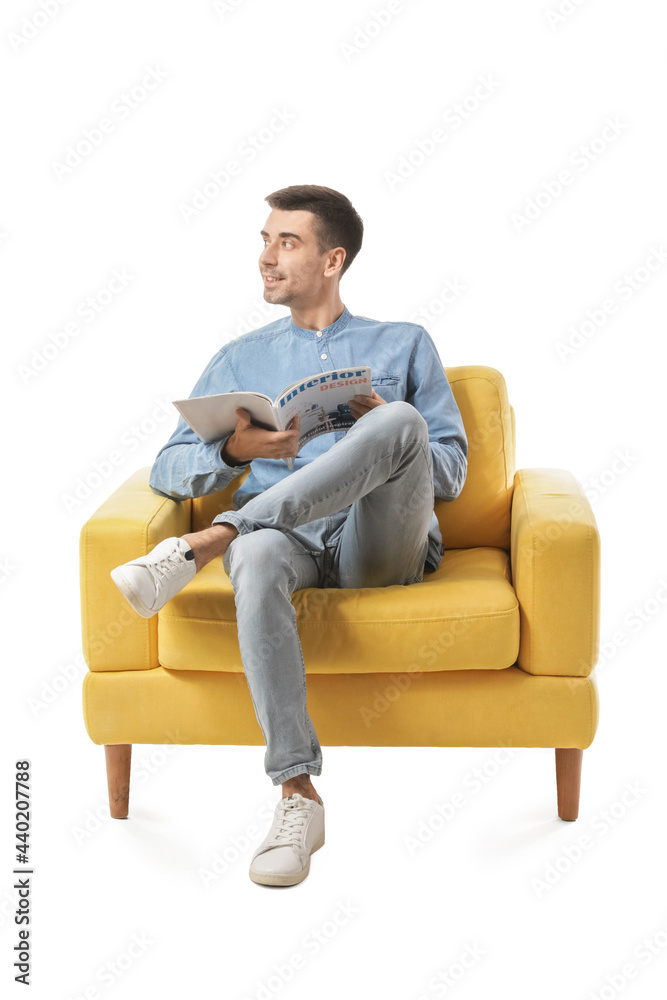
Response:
[149,304,468,573]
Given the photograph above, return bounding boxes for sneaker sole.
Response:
[110,567,157,619]
[249,831,325,887]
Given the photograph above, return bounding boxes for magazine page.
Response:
[173,391,278,444]
[274,366,372,448]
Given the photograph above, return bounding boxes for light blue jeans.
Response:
[214,401,438,785]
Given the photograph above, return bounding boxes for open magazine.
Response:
[173,366,372,470]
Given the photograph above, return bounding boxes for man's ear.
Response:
[324,246,346,278]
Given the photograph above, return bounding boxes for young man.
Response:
[111,184,468,887]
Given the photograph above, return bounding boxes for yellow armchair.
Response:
[80,366,600,822]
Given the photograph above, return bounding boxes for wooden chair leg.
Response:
[555,748,583,821]
[104,744,132,819]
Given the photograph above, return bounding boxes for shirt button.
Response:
[316,331,323,337]
[320,353,327,360]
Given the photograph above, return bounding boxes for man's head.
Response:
[259,184,363,308]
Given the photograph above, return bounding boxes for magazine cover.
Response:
[173,366,372,467]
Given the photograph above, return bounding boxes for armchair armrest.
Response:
[79,467,191,672]
[510,468,600,677]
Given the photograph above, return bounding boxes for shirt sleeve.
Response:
[149,347,249,500]
[406,326,468,501]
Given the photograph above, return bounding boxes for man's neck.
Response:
[290,300,346,333]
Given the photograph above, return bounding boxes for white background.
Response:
[2,1,666,997]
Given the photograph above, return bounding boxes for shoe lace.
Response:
[266,797,309,848]
[149,550,186,589]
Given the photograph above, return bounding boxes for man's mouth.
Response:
[263,275,283,285]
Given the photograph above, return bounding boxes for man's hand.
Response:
[347,388,387,419]
[222,408,301,465]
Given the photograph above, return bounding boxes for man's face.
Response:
[259,208,341,306]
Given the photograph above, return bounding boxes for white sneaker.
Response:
[110,536,197,618]
[249,793,325,886]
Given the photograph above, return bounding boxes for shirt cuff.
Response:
[213,432,248,470]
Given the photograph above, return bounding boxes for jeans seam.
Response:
[287,548,320,759]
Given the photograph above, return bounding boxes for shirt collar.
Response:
[287,304,352,339]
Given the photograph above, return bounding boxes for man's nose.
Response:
[259,243,277,265]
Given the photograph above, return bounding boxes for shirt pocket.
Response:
[371,371,403,401]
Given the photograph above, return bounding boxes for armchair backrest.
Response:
[438,366,515,550]
[192,365,515,551]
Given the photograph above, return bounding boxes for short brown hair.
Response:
[264,184,363,278]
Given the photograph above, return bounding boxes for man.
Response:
[111,184,468,887]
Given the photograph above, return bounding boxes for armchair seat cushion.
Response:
[157,546,520,674]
